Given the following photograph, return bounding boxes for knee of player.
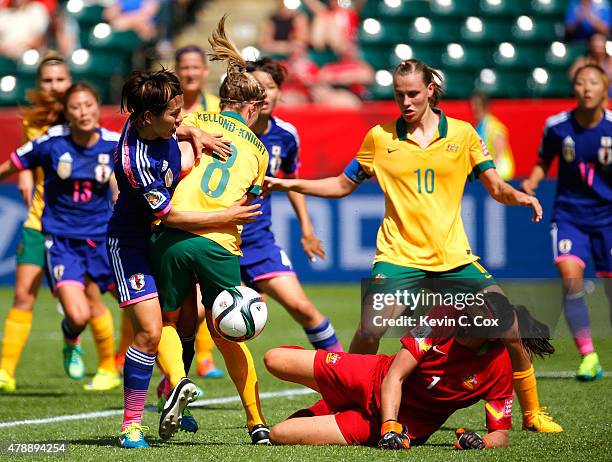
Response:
[287,297,317,318]
[263,348,284,374]
[13,287,37,310]
[67,311,90,330]
[269,422,289,445]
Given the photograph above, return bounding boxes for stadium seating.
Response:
[360,0,574,99]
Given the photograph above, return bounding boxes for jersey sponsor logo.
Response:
[98,154,110,165]
[57,153,73,179]
[599,136,612,166]
[95,164,112,184]
[164,169,174,188]
[562,136,575,162]
[162,160,169,172]
[504,397,513,416]
[129,273,145,292]
[143,190,167,209]
[325,352,340,365]
[53,264,65,281]
[432,345,446,355]
[558,239,572,254]
[16,142,33,157]
[387,146,399,154]
[462,374,478,390]
[485,402,504,420]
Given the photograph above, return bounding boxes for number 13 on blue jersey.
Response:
[200,145,238,198]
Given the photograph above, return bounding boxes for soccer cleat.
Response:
[250,424,271,445]
[119,423,149,448]
[159,377,197,441]
[83,368,121,391]
[576,352,603,382]
[63,343,84,380]
[156,376,171,413]
[197,359,225,379]
[522,407,563,433]
[180,408,199,433]
[0,369,16,393]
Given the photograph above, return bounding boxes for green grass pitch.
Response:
[0,283,610,461]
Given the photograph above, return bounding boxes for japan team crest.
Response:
[57,153,73,179]
[53,264,65,281]
[599,137,611,166]
[562,136,575,162]
[559,239,572,254]
[269,145,282,176]
[129,273,145,291]
[95,164,112,183]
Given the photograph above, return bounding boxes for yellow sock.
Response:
[90,309,117,373]
[1,308,33,377]
[213,334,265,429]
[195,321,214,364]
[157,324,185,388]
[513,365,540,415]
[117,309,133,358]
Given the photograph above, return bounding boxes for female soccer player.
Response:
[0,83,121,392]
[149,15,271,445]
[109,69,261,448]
[242,57,342,352]
[522,64,611,381]
[265,59,562,433]
[264,297,554,449]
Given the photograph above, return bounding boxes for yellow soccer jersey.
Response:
[344,108,495,271]
[181,93,221,116]
[172,111,269,255]
[21,120,47,231]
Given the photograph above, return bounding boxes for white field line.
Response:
[0,388,315,429]
[0,371,608,429]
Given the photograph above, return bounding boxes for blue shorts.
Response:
[240,242,295,288]
[551,220,612,277]
[107,236,159,308]
[45,236,115,293]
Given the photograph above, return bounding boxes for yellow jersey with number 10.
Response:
[350,108,495,272]
[172,111,269,255]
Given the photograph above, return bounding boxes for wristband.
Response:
[381,420,403,436]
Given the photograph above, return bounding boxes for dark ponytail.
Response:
[121,69,182,125]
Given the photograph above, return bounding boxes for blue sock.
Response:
[304,318,341,350]
[123,346,156,429]
[564,291,591,336]
[180,335,196,376]
[61,318,84,342]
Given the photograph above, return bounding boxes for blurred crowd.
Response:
[257,0,374,107]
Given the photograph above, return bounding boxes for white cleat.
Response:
[158,377,197,441]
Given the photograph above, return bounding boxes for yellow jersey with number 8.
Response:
[172,111,269,255]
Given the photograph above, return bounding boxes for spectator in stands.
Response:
[103,0,160,41]
[258,0,309,58]
[303,0,363,54]
[310,42,373,107]
[565,0,611,41]
[469,92,515,181]
[0,0,51,59]
[569,32,612,96]
[279,43,321,105]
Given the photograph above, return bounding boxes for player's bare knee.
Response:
[263,348,283,374]
[13,286,36,311]
[269,423,289,445]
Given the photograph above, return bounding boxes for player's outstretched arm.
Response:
[479,169,543,222]
[287,191,326,261]
[264,173,358,198]
[0,159,20,182]
[520,162,549,196]
[159,196,262,231]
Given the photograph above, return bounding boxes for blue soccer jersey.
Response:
[10,125,118,240]
[538,109,612,225]
[108,119,182,239]
[241,116,300,260]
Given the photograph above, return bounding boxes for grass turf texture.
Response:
[0,283,610,461]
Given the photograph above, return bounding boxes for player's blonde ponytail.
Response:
[208,15,266,110]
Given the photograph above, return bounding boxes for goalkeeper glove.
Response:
[378,420,410,450]
[454,428,486,450]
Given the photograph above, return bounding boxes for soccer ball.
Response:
[212,286,268,341]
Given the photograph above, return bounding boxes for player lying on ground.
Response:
[522,63,611,382]
[0,83,121,390]
[264,58,562,433]
[265,294,555,448]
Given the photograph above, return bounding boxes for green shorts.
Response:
[16,227,46,267]
[370,260,497,294]
[150,227,240,312]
